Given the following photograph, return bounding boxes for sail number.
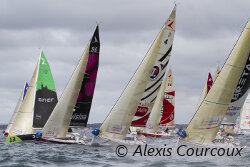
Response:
[91,47,98,53]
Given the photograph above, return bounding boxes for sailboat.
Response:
[137,68,176,138]
[177,20,250,149]
[131,6,176,128]
[6,51,58,143]
[41,26,100,144]
[4,82,29,136]
[92,6,177,145]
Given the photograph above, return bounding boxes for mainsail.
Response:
[145,78,167,133]
[197,72,213,107]
[5,82,29,133]
[184,20,250,145]
[33,51,58,128]
[42,26,99,138]
[9,64,39,136]
[159,68,175,127]
[239,93,250,130]
[70,27,100,127]
[98,6,177,140]
[131,6,176,127]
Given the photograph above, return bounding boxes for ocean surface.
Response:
[0,129,249,167]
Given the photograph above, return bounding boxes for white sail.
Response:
[131,6,176,127]
[184,20,250,145]
[42,26,101,139]
[99,7,177,140]
[240,93,250,130]
[214,65,221,81]
[5,83,27,133]
[145,78,167,133]
[222,90,249,125]
[9,65,39,136]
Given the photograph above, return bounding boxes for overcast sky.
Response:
[0,0,249,125]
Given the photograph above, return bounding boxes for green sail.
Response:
[36,51,56,92]
[33,51,58,128]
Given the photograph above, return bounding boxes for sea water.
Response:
[0,130,249,167]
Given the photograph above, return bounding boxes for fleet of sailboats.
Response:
[2,6,249,150]
[177,20,250,148]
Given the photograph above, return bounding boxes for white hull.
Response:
[44,133,93,145]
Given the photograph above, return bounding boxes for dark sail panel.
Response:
[70,26,100,127]
[33,51,58,128]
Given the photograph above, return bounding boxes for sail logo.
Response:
[38,98,54,103]
[199,117,223,129]
[71,114,87,120]
[150,66,160,79]
[231,54,250,102]
[135,106,148,116]
[108,124,126,134]
[168,21,174,29]
[164,39,168,45]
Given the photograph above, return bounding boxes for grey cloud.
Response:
[0,0,249,124]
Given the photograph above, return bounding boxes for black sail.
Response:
[70,26,100,127]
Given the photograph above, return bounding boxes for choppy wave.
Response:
[0,131,249,167]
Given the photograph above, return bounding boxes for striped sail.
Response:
[184,20,250,145]
[5,82,29,133]
[131,6,176,127]
[42,26,98,138]
[98,6,177,140]
[145,78,167,133]
[239,94,250,130]
[159,68,175,127]
[9,64,39,136]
